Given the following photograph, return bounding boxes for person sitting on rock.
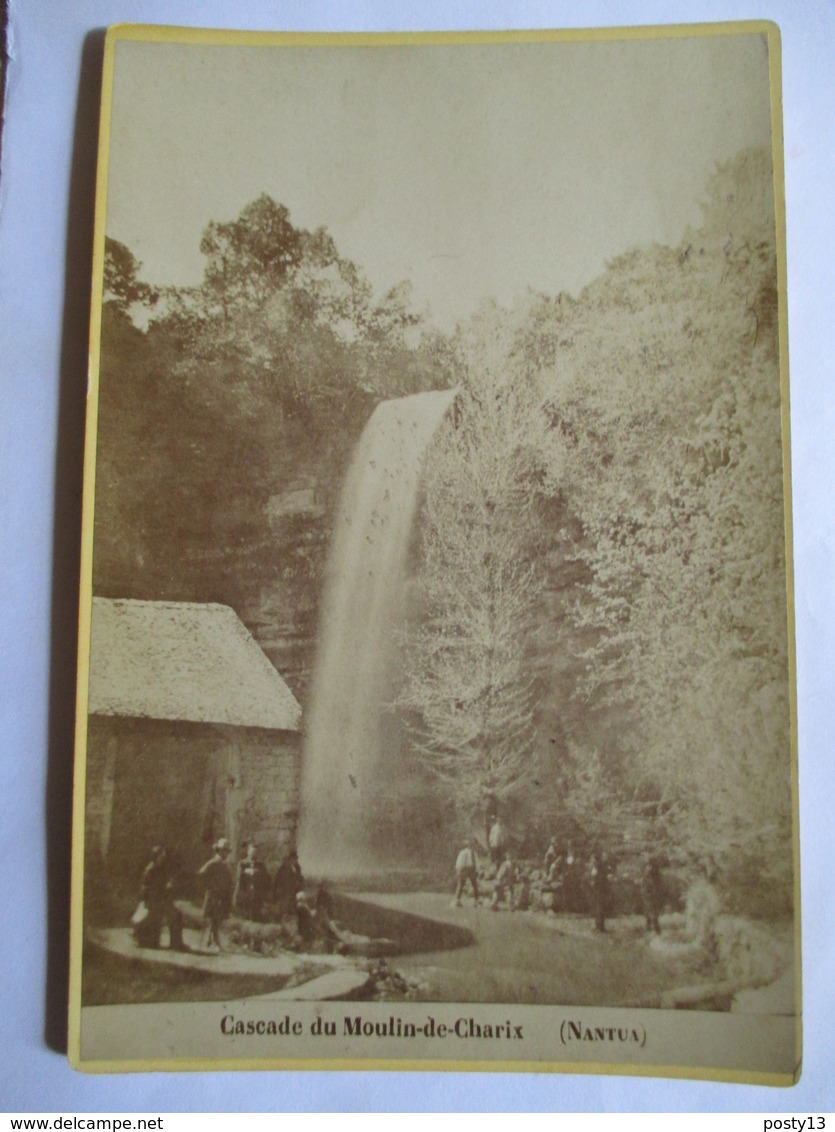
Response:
[294,890,318,947]
[291,887,342,953]
[542,853,566,912]
[491,852,516,911]
[515,867,532,912]
[313,884,343,953]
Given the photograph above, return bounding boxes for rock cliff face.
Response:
[93,337,381,708]
[236,401,376,704]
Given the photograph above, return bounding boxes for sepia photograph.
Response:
[70,23,797,1079]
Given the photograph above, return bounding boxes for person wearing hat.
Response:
[198,837,234,952]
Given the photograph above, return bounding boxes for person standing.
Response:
[273,848,304,918]
[588,849,612,933]
[488,818,509,867]
[235,840,269,922]
[543,836,560,872]
[198,838,234,951]
[641,850,664,935]
[484,791,499,848]
[562,844,582,912]
[454,840,479,906]
[134,845,187,951]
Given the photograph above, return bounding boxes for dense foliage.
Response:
[94,202,460,691]
[400,147,791,903]
[95,147,792,907]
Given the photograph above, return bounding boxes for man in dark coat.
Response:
[641,850,665,934]
[588,849,613,933]
[234,841,269,922]
[134,845,187,950]
[273,849,303,918]
[198,838,234,951]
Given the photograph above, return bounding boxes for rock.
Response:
[732,968,795,1014]
[660,980,737,1011]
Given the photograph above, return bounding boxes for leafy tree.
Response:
[199,195,305,319]
[396,374,550,829]
[155,195,445,413]
[103,237,158,314]
[397,147,791,906]
[532,147,791,895]
[94,201,461,698]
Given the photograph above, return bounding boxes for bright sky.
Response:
[106,31,774,330]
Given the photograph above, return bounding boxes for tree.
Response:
[396,375,550,829]
[199,195,304,318]
[396,147,792,903]
[94,205,461,703]
[158,195,440,401]
[103,237,158,314]
[532,147,792,893]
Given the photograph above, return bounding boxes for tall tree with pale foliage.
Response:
[397,376,549,828]
[398,147,792,903]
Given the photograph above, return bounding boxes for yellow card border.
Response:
[68,19,799,1084]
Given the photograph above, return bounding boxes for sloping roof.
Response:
[88,598,301,731]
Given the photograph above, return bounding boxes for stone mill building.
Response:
[83,597,302,901]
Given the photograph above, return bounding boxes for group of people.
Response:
[542,837,610,925]
[132,838,308,953]
[454,819,519,911]
[453,823,521,913]
[231,839,306,925]
[453,826,666,934]
[132,826,667,957]
[454,841,525,913]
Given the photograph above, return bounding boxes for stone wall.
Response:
[84,714,300,907]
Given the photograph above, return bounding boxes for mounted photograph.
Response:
[69,22,798,1080]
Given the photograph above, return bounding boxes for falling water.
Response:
[299,388,456,877]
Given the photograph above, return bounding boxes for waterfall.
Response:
[299,388,456,877]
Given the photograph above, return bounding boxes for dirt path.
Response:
[85,891,749,1010]
[88,926,347,977]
